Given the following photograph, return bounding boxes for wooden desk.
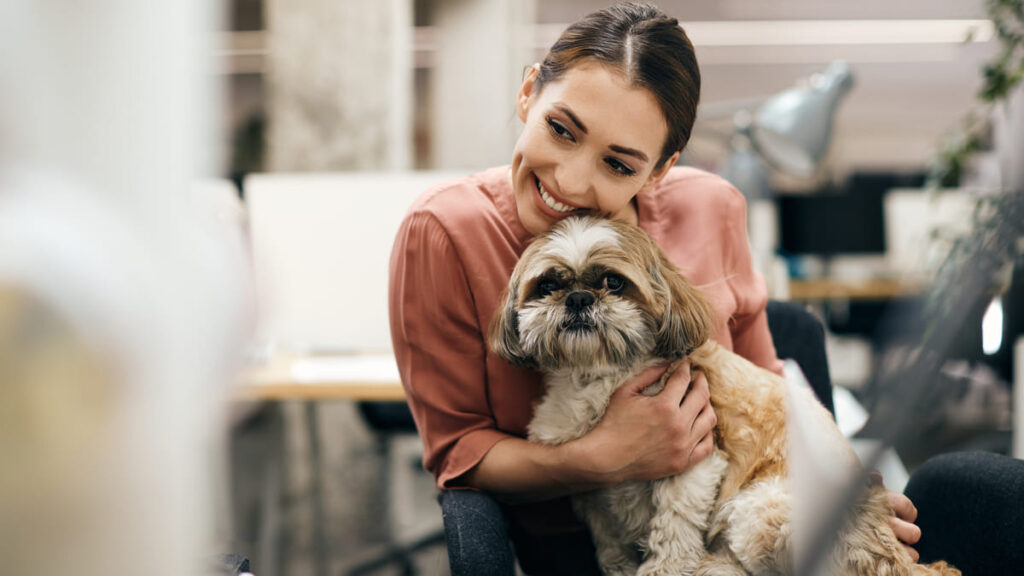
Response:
[788,278,925,301]
[236,352,405,402]
[234,352,406,576]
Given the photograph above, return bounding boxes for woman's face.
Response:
[511,61,679,236]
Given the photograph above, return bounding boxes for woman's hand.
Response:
[460,361,716,502]
[576,360,717,486]
[872,471,921,562]
[888,489,922,562]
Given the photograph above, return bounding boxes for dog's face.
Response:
[489,216,716,373]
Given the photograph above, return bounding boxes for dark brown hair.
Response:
[535,2,700,168]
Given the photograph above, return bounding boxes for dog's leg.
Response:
[575,491,641,576]
[835,484,961,575]
[834,485,958,576]
[636,451,728,576]
[719,476,793,575]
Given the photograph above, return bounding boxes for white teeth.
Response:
[537,179,575,213]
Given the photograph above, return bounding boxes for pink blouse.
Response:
[389,165,782,497]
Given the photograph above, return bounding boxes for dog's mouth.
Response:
[560,317,597,333]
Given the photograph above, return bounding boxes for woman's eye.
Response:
[606,158,636,177]
[538,279,560,296]
[604,274,625,293]
[546,118,575,142]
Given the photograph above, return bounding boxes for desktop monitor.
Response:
[777,172,925,257]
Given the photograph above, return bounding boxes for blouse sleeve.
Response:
[389,209,510,489]
[722,189,785,376]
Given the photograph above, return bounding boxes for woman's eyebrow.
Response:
[554,104,588,134]
[610,145,648,163]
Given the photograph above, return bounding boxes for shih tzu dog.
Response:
[489,216,959,576]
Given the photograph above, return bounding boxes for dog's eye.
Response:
[536,278,560,297]
[603,274,626,294]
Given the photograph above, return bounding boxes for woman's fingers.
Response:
[691,394,717,436]
[889,515,921,562]
[679,369,711,418]
[886,490,921,563]
[689,430,715,464]
[620,363,672,396]
[888,490,919,523]
[659,361,692,403]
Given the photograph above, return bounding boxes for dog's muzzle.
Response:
[563,291,597,332]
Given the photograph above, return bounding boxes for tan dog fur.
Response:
[490,216,959,576]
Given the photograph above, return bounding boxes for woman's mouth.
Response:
[535,176,581,215]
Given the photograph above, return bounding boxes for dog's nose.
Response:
[565,291,595,314]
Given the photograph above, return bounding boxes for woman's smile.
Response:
[534,174,585,216]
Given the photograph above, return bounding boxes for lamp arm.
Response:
[692,123,737,142]
[698,94,774,121]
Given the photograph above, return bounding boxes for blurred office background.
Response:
[223,0,1024,573]
[2,1,1022,576]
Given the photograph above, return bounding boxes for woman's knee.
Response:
[906,451,1021,501]
[438,490,516,576]
[905,451,1024,574]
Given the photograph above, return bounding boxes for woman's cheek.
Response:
[600,186,636,215]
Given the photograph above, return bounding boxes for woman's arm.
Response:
[714,182,784,375]
[459,364,718,503]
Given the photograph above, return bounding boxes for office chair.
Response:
[345,403,447,576]
[439,300,835,576]
[766,300,834,416]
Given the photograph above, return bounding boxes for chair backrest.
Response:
[245,171,466,353]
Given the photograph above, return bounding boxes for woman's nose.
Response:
[554,155,594,202]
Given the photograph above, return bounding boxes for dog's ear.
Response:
[487,281,538,370]
[650,251,716,359]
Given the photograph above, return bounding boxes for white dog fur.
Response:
[489,216,959,576]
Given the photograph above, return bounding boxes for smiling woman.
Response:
[388,3,903,575]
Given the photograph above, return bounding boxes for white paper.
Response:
[290,354,401,384]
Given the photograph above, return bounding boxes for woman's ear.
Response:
[642,150,680,192]
[517,64,540,122]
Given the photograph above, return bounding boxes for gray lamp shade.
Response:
[751,61,854,177]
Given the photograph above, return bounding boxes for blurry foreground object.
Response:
[0,2,249,576]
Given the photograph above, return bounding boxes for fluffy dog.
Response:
[489,216,959,576]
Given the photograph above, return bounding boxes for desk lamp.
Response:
[718,61,855,195]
